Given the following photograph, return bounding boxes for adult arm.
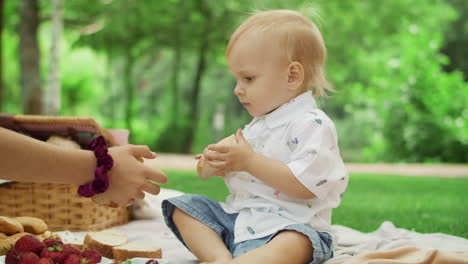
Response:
[0,127,95,184]
[0,127,168,206]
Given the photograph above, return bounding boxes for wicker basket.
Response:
[0,114,131,231]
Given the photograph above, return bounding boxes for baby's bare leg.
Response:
[172,208,233,263]
[231,230,313,264]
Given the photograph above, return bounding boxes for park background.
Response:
[1,0,467,163]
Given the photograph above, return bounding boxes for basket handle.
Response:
[0,113,16,130]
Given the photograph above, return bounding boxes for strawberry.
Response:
[5,248,19,264]
[13,235,45,254]
[62,244,80,258]
[42,238,64,248]
[18,252,39,264]
[36,258,53,264]
[80,249,101,264]
[14,235,45,255]
[40,248,66,264]
[63,254,80,264]
[145,260,159,264]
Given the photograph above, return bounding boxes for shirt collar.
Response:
[253,91,316,129]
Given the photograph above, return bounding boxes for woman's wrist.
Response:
[77,136,113,198]
[72,149,97,185]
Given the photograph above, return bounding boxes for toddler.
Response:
[163,10,348,264]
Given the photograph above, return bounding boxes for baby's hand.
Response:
[204,129,253,175]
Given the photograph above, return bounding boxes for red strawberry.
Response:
[62,244,80,258]
[145,260,159,264]
[80,249,101,264]
[14,235,45,255]
[40,248,66,264]
[36,258,53,264]
[5,248,19,264]
[63,254,80,264]
[18,252,39,264]
[42,238,64,248]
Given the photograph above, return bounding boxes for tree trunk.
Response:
[170,0,183,124]
[44,0,63,115]
[183,0,211,152]
[171,40,181,124]
[105,49,115,127]
[124,52,135,141]
[0,0,4,112]
[19,0,42,114]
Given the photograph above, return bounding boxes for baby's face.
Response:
[227,32,292,117]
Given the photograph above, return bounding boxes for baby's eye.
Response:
[245,76,255,82]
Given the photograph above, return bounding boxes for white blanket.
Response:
[56,189,468,264]
[330,221,468,261]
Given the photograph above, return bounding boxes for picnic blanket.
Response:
[56,189,468,264]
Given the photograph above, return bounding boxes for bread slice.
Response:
[83,230,128,259]
[197,135,236,179]
[112,242,162,263]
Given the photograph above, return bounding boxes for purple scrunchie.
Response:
[77,136,114,198]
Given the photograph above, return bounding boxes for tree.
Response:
[0,0,4,112]
[44,0,63,115]
[19,0,42,114]
[441,0,468,80]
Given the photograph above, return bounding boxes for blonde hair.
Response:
[226,10,333,97]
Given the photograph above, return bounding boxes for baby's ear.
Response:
[287,62,304,90]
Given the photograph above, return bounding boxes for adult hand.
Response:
[101,144,168,206]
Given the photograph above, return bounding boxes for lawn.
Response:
[160,170,468,239]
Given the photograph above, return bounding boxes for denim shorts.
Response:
[162,194,334,264]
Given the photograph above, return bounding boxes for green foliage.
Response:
[312,0,467,162]
[2,0,467,162]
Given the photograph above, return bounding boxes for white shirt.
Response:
[221,91,348,244]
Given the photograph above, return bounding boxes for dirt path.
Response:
[144,153,468,178]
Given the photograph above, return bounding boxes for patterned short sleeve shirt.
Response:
[221,91,348,244]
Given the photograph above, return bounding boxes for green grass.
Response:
[161,170,468,238]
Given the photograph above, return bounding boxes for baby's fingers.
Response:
[207,144,229,153]
[204,151,226,161]
[206,160,225,169]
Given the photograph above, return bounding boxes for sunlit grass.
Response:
[161,170,468,238]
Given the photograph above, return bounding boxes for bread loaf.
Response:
[0,216,24,235]
[83,230,128,259]
[113,242,162,262]
[14,216,48,234]
[197,135,236,179]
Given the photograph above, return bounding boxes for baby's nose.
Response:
[234,85,243,96]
